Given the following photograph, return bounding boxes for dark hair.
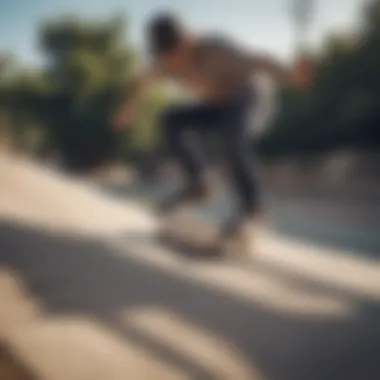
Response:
[146,12,184,57]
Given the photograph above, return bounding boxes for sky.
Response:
[0,0,366,66]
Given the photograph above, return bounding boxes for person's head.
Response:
[145,12,191,66]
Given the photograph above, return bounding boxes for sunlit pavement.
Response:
[1,155,380,380]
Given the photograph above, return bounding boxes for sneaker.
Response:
[222,213,246,238]
[222,206,258,238]
[158,181,210,214]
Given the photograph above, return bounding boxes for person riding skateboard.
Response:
[113,12,288,236]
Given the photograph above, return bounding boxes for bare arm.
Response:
[122,65,162,107]
[113,65,163,130]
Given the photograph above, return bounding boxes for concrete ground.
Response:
[0,154,380,380]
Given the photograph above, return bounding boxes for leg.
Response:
[159,102,221,212]
[225,128,259,215]
[221,94,260,234]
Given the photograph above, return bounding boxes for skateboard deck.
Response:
[155,198,254,259]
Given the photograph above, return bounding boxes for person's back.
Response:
[160,33,251,101]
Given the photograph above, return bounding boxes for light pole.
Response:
[289,0,316,86]
[290,0,315,57]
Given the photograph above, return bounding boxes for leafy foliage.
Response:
[1,2,379,168]
[259,0,380,159]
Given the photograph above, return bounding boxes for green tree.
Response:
[260,0,380,159]
[38,14,136,170]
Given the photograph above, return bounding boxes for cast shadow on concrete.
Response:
[0,220,379,380]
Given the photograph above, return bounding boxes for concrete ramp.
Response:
[0,317,193,380]
[1,154,379,380]
[0,154,156,237]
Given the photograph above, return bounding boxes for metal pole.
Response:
[290,0,314,56]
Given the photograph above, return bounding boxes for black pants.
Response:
[161,89,259,214]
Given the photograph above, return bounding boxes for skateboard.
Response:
[155,204,254,260]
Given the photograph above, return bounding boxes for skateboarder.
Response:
[113,12,288,236]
